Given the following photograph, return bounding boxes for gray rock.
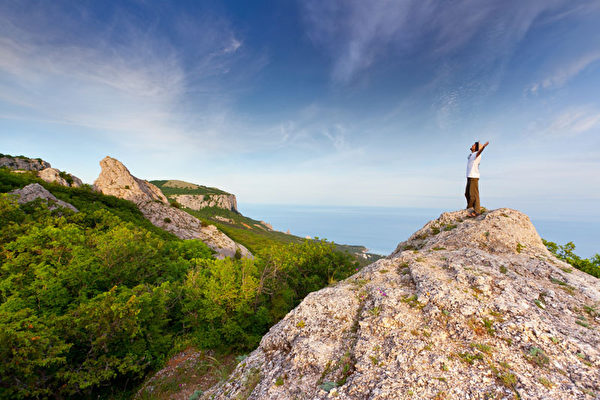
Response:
[9,183,78,212]
[203,208,600,400]
[0,156,51,171]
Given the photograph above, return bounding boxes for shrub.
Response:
[543,239,600,278]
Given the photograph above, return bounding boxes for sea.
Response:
[239,204,599,259]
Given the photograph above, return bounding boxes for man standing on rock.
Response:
[465,141,489,217]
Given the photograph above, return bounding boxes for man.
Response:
[465,141,489,217]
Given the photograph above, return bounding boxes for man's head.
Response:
[470,141,480,152]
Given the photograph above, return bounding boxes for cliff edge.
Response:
[203,208,599,399]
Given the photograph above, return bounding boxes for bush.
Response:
[543,239,600,278]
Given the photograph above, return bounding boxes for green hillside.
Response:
[151,179,230,196]
[0,166,360,399]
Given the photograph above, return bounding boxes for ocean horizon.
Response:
[239,204,599,259]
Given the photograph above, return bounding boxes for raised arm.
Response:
[476,141,489,157]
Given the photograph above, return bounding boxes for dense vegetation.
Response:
[543,239,600,278]
[0,170,358,399]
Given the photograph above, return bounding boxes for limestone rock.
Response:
[93,156,251,259]
[94,156,168,204]
[171,193,238,212]
[0,155,51,171]
[38,168,83,187]
[9,183,78,212]
[203,208,600,400]
[139,200,251,259]
[391,208,550,257]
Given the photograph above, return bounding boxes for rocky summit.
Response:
[204,208,600,399]
[93,156,251,259]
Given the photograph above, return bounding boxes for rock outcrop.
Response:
[9,183,78,212]
[1,155,83,187]
[0,155,50,171]
[171,193,238,213]
[38,168,83,187]
[93,156,251,259]
[203,208,600,399]
[94,157,168,204]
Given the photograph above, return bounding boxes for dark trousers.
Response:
[465,178,480,213]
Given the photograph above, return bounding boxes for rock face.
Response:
[94,157,168,204]
[9,183,78,212]
[204,208,600,400]
[38,168,83,187]
[171,193,238,213]
[93,156,251,259]
[0,155,50,171]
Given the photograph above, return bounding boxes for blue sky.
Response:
[1,0,599,219]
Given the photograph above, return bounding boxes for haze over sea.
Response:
[240,204,599,259]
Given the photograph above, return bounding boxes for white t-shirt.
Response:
[466,152,481,178]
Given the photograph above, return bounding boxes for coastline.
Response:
[239,203,599,258]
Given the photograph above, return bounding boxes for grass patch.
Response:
[538,377,553,388]
[576,320,591,329]
[526,347,549,368]
[457,352,484,365]
[401,294,423,309]
[516,243,525,253]
[470,342,493,354]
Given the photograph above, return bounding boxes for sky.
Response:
[1,0,600,220]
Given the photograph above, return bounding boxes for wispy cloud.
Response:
[0,2,248,152]
[529,50,600,94]
[299,0,573,84]
[529,106,600,137]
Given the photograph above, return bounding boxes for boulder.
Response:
[38,168,83,187]
[9,183,78,212]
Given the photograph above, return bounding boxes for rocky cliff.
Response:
[93,156,251,259]
[1,155,82,187]
[203,209,599,399]
[171,193,238,213]
[0,155,50,171]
